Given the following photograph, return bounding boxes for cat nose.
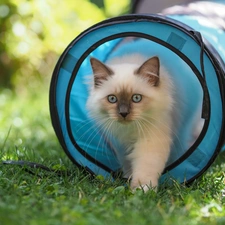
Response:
[118,104,130,118]
[119,112,129,118]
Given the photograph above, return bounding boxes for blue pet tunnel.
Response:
[50,1,225,184]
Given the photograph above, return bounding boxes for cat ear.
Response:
[90,57,114,87]
[136,56,160,86]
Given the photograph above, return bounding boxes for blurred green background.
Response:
[0,0,131,161]
[0,0,131,91]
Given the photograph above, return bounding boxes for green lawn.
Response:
[1,87,225,225]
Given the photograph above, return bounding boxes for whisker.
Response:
[137,116,184,163]
[139,114,184,151]
[74,118,107,142]
[134,120,147,140]
[74,117,103,134]
[94,119,115,167]
[79,116,120,169]
[137,118,159,150]
[135,117,171,154]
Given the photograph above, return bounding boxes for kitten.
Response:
[86,55,174,192]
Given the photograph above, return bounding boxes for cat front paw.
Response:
[131,179,158,193]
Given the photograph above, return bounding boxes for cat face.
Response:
[87,56,171,124]
[99,88,151,123]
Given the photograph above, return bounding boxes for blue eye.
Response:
[107,95,117,103]
[132,94,142,103]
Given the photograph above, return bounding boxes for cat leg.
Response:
[129,137,171,192]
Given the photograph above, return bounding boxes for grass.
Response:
[1,85,225,225]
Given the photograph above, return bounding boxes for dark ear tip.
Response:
[90,57,105,68]
[90,57,96,64]
[152,56,160,63]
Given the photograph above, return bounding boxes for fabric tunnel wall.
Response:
[49,1,225,185]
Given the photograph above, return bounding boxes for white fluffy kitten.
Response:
[86,54,174,191]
